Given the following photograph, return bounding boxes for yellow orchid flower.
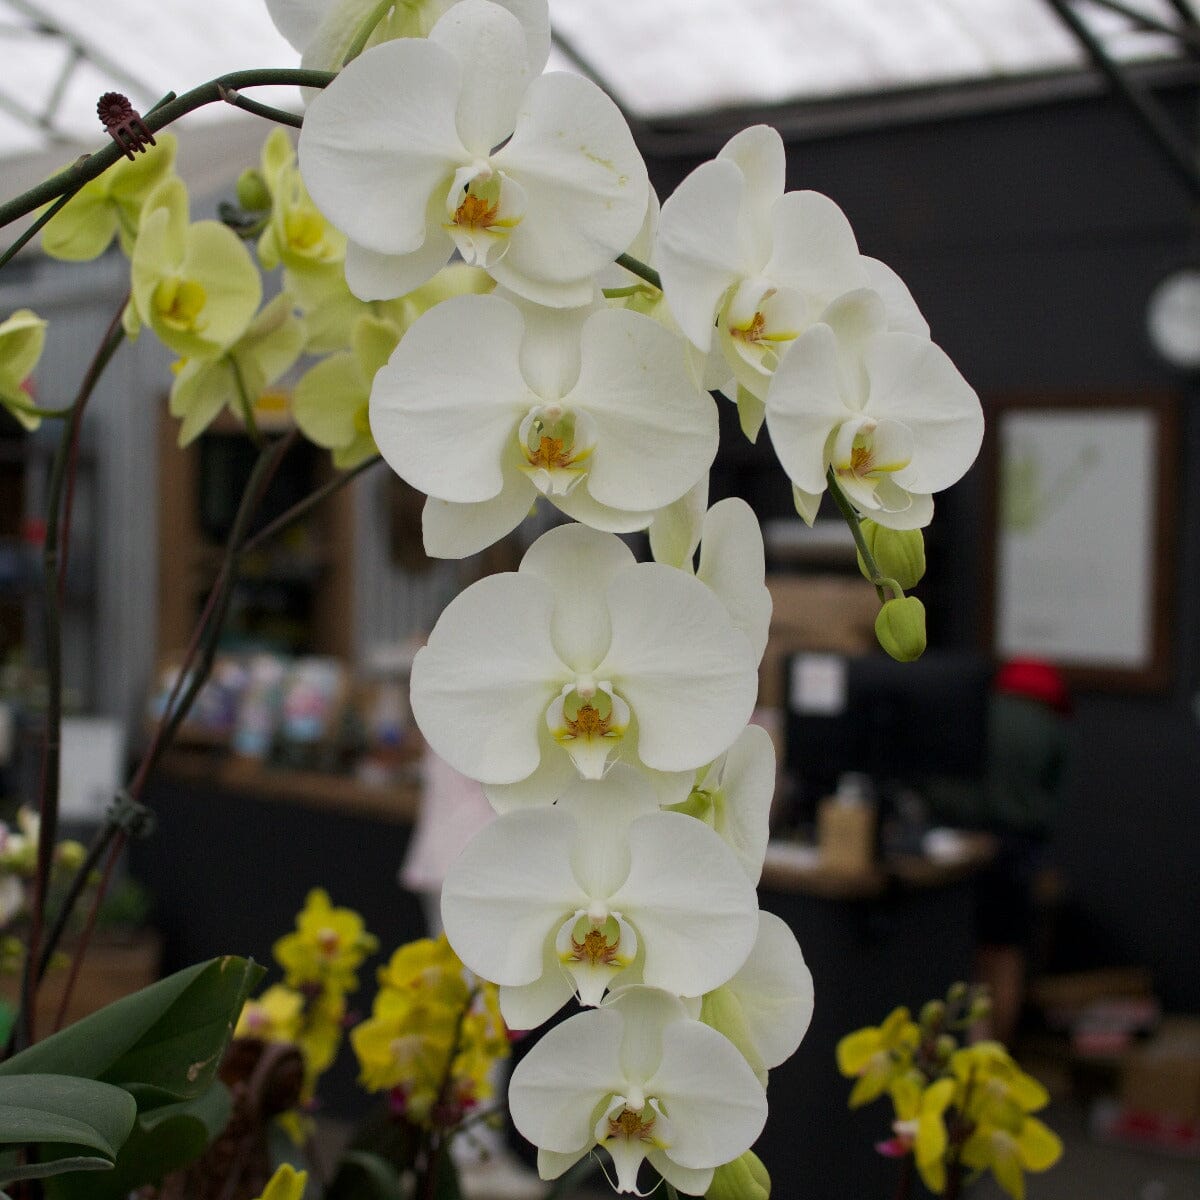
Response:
[889,1073,956,1193]
[168,291,305,445]
[235,984,304,1043]
[128,177,262,359]
[254,1162,308,1200]
[273,888,377,993]
[837,1006,920,1107]
[0,309,47,430]
[41,134,178,261]
[960,1108,1062,1200]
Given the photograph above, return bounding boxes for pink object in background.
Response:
[400,747,497,896]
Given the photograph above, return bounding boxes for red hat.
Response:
[995,657,1071,714]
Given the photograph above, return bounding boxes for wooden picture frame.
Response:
[982,392,1177,691]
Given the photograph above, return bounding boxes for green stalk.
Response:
[825,466,900,603]
[615,253,662,291]
[343,0,396,65]
[0,69,335,236]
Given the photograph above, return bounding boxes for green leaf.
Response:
[0,1074,135,1158]
[325,1150,406,1200]
[0,957,264,1104]
[0,1155,115,1185]
[0,1074,136,1187]
[47,1082,231,1200]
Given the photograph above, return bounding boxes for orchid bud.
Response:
[920,999,946,1031]
[236,168,271,212]
[707,1150,771,1200]
[875,597,926,662]
[857,521,926,590]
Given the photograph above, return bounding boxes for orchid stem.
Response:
[343,0,395,65]
[0,69,335,238]
[826,466,897,603]
[616,252,662,291]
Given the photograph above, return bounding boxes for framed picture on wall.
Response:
[983,392,1177,691]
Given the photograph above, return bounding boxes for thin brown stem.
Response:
[240,453,381,556]
[51,831,125,1034]
[16,302,126,1051]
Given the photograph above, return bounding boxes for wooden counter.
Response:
[157,749,421,824]
[760,832,997,898]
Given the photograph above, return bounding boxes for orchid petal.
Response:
[509,1007,628,1153]
[410,572,567,783]
[648,475,707,569]
[696,499,772,665]
[610,813,757,998]
[765,190,867,317]
[600,565,758,773]
[559,769,658,899]
[520,524,633,672]
[492,72,648,303]
[421,457,536,559]
[717,125,785,269]
[343,224,454,301]
[483,720,579,812]
[441,805,583,985]
[299,39,464,256]
[646,1151,714,1198]
[694,724,775,881]
[863,333,984,493]
[537,1148,589,1182]
[431,0,532,157]
[645,1019,767,1168]
[765,322,851,493]
[725,911,814,1070]
[370,293,528,503]
[572,309,718,512]
[554,486,655,535]
[656,157,748,351]
[862,256,929,336]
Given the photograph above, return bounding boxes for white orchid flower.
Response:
[696,911,814,1086]
[408,523,759,811]
[510,986,768,1196]
[299,0,648,307]
[649,486,771,666]
[370,291,717,558]
[441,768,758,1029]
[667,725,775,883]
[765,317,983,530]
[655,124,925,438]
[266,0,550,78]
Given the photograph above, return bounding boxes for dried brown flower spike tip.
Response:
[97,91,156,160]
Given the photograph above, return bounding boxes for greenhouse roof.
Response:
[0,0,1194,162]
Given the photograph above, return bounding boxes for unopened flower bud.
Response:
[920,999,946,1031]
[857,521,926,590]
[935,1034,957,1062]
[946,982,969,1005]
[968,995,992,1023]
[875,597,926,662]
[236,169,271,212]
[707,1150,771,1200]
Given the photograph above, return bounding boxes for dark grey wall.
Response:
[646,81,1200,1009]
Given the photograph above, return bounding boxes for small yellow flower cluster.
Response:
[236,887,377,1123]
[837,986,1062,1200]
[350,934,509,1129]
